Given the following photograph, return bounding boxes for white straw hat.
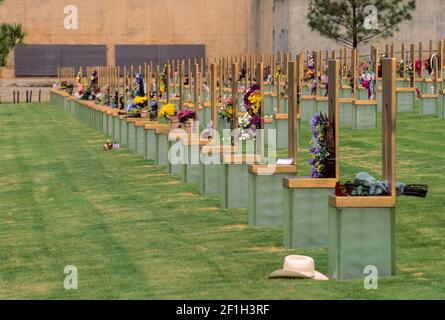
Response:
[269,255,329,281]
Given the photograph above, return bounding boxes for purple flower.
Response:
[311,167,321,178]
[310,112,320,133]
[243,84,261,107]
[176,109,195,123]
[250,115,263,127]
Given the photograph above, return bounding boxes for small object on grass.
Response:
[269,255,328,281]
[103,140,118,151]
[335,172,429,198]
[402,184,429,198]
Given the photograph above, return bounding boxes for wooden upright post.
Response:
[219,59,223,101]
[401,43,406,78]
[296,53,304,119]
[179,61,184,110]
[419,42,423,78]
[167,64,171,103]
[231,63,239,133]
[210,63,217,129]
[288,60,297,164]
[194,64,199,121]
[257,62,264,159]
[352,48,358,98]
[371,46,379,101]
[382,58,397,200]
[410,44,415,87]
[328,58,340,180]
[123,66,127,108]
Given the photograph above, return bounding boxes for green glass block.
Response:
[102,113,108,136]
[97,110,102,131]
[107,115,113,138]
[145,129,157,161]
[275,118,289,149]
[168,140,184,177]
[248,173,291,226]
[377,91,382,112]
[358,88,369,100]
[438,94,445,118]
[221,163,249,209]
[264,83,273,92]
[156,133,169,166]
[217,118,231,133]
[283,188,333,248]
[396,79,410,88]
[264,95,275,115]
[340,102,354,127]
[353,104,377,130]
[396,91,415,113]
[340,88,353,99]
[328,206,396,280]
[301,99,316,121]
[120,119,128,147]
[113,117,121,143]
[200,161,222,196]
[128,122,137,152]
[420,97,438,115]
[136,126,146,157]
[279,97,288,114]
[316,99,328,114]
[183,144,201,183]
[200,108,211,129]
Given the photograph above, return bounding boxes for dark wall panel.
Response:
[115,44,205,74]
[115,45,159,72]
[15,45,107,77]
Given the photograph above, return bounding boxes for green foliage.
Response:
[0,23,25,67]
[307,0,416,48]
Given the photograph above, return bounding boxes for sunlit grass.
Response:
[0,102,444,299]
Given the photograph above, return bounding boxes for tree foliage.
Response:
[307,0,416,48]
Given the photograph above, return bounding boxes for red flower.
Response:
[335,182,348,197]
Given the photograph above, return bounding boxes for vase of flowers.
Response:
[309,112,335,178]
[236,85,264,141]
[127,95,148,118]
[176,109,196,132]
[158,103,176,125]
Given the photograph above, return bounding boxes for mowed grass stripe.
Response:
[0,102,444,299]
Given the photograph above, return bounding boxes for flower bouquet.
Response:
[158,103,176,124]
[96,85,111,107]
[148,99,158,121]
[176,109,196,131]
[335,172,428,198]
[126,95,148,118]
[236,85,264,140]
[309,112,335,178]
[219,96,234,122]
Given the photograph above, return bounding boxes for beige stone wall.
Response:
[0,0,444,79]
[0,0,258,78]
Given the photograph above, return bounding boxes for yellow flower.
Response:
[159,103,176,118]
[133,96,148,105]
[160,84,165,96]
[248,92,262,115]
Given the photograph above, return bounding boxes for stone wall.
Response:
[0,0,444,80]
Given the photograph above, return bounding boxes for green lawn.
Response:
[0,102,444,299]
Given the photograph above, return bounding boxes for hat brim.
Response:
[268,269,329,281]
